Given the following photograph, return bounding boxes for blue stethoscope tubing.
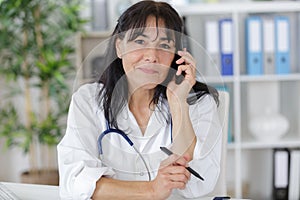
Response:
[97,120,173,181]
[98,127,133,155]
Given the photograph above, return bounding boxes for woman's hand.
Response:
[149,153,191,200]
[167,49,196,105]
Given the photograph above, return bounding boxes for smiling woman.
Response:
[116,20,176,92]
[57,1,222,200]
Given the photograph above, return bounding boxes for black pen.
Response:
[160,146,204,181]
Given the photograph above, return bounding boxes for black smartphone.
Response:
[175,71,185,84]
[174,54,186,85]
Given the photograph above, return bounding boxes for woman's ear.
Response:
[115,38,122,59]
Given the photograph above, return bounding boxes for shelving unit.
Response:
[174,1,300,199]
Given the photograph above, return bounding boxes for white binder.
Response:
[273,149,290,200]
[204,20,220,76]
[263,17,275,74]
[288,149,300,200]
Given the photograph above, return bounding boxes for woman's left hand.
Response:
[167,49,196,104]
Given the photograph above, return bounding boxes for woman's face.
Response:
[116,16,176,91]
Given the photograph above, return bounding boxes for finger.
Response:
[169,180,187,190]
[177,50,195,65]
[177,64,196,78]
[173,156,189,167]
[182,153,191,162]
[166,165,190,178]
[168,173,190,185]
[175,56,186,65]
[160,154,180,168]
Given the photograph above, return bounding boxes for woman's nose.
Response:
[143,47,158,63]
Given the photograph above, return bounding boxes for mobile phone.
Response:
[174,54,186,85]
[175,72,185,85]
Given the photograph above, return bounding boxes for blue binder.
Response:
[219,19,233,76]
[245,16,263,75]
[275,16,290,74]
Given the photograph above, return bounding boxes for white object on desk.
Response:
[1,182,59,200]
[0,182,20,200]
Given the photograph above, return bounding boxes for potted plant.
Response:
[0,0,86,185]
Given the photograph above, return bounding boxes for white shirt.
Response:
[57,82,222,200]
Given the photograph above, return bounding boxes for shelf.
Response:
[203,73,300,84]
[227,142,237,150]
[199,75,235,84]
[240,137,300,149]
[175,1,300,15]
[240,73,300,82]
[227,137,300,150]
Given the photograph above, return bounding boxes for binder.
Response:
[263,17,275,74]
[204,20,220,76]
[288,149,300,200]
[245,16,263,75]
[219,18,233,76]
[214,85,233,143]
[273,148,290,200]
[275,16,290,74]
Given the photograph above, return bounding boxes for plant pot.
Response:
[21,169,59,186]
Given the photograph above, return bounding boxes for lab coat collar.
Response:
[116,97,170,139]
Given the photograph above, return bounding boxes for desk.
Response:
[2,182,59,200]
[1,182,249,200]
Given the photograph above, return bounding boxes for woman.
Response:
[57,1,222,199]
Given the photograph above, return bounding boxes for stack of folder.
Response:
[204,18,234,76]
[245,15,290,76]
[203,15,291,77]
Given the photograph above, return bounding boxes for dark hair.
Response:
[97,0,219,128]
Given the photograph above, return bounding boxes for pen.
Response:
[160,146,204,181]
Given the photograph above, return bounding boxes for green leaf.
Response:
[0,0,87,157]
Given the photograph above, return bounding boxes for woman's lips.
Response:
[138,67,158,74]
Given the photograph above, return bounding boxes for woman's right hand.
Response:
[149,154,191,200]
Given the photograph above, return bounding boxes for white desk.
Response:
[1,182,59,200]
[1,182,249,200]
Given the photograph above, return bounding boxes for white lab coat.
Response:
[57,82,222,200]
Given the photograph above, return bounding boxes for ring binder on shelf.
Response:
[263,17,275,74]
[245,16,263,75]
[275,16,290,74]
[204,20,220,76]
[288,149,300,200]
[219,18,233,76]
[273,148,290,200]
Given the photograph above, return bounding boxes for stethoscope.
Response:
[97,120,172,181]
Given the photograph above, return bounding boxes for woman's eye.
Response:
[160,43,171,50]
[134,39,145,45]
